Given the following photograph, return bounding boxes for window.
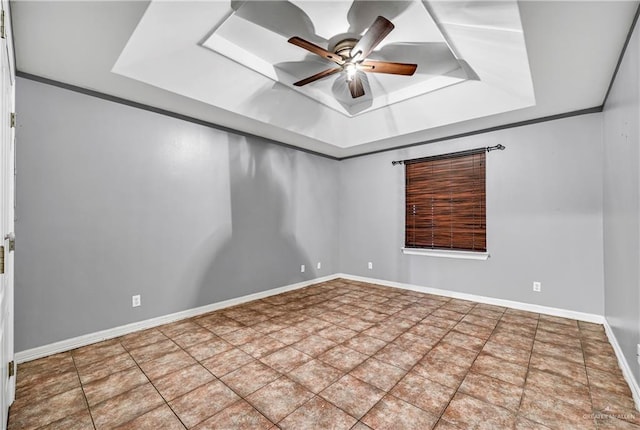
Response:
[405,149,486,252]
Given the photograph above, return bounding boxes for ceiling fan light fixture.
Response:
[344,63,357,81]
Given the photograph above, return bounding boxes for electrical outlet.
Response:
[368,262,373,270]
[132,295,141,307]
[301,265,305,273]
[533,282,541,292]
[317,262,321,270]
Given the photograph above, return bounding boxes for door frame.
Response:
[0,0,15,427]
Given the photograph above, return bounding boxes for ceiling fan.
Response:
[288,16,417,99]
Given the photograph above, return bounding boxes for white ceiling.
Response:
[11,1,639,158]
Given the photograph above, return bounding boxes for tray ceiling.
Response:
[202,1,468,116]
[11,1,639,157]
[112,0,534,149]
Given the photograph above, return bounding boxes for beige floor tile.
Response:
[532,340,584,364]
[159,321,202,339]
[9,281,637,430]
[83,366,148,406]
[320,374,385,419]
[373,343,423,370]
[238,336,287,358]
[168,380,240,428]
[8,388,87,430]
[139,349,197,381]
[38,408,95,430]
[245,376,314,423]
[220,361,281,397]
[14,370,80,405]
[344,333,390,356]
[452,321,494,340]
[413,356,468,389]
[201,347,255,377]
[17,352,74,377]
[114,405,185,430]
[91,384,164,430]
[183,337,234,361]
[16,353,75,390]
[318,345,368,372]
[519,388,596,430]
[172,327,218,349]
[535,328,583,349]
[390,371,455,416]
[192,400,273,430]
[76,352,137,385]
[482,340,531,367]
[442,392,517,429]
[350,358,406,391]
[291,334,337,356]
[490,329,535,351]
[71,340,126,368]
[278,396,357,430]
[393,332,439,355]
[587,366,632,397]
[218,327,262,346]
[317,325,359,343]
[426,342,478,368]
[362,394,438,430]
[441,330,486,352]
[288,359,343,393]
[471,352,528,387]
[128,339,181,363]
[260,346,312,373]
[528,352,586,384]
[458,372,523,412]
[120,329,168,351]
[153,363,215,401]
[525,369,591,412]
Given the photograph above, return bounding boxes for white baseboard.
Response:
[336,273,605,324]
[18,271,640,412]
[17,271,639,414]
[15,274,340,363]
[603,320,640,411]
[16,272,607,364]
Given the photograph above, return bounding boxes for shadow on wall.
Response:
[194,134,314,305]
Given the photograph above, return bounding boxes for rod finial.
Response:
[487,144,505,152]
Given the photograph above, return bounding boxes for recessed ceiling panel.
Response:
[201,0,467,116]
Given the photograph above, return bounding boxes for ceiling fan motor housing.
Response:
[333,38,359,59]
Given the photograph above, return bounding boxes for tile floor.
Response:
[8,278,640,429]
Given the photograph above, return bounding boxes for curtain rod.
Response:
[391,144,505,166]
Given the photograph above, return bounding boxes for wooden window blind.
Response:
[405,149,486,252]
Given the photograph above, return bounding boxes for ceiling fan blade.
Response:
[352,16,394,61]
[348,75,365,98]
[360,60,417,76]
[293,67,342,87]
[288,37,344,65]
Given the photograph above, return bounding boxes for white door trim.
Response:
[0,0,15,428]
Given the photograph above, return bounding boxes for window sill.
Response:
[401,248,490,260]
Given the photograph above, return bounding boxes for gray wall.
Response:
[15,75,610,353]
[603,18,640,384]
[15,78,339,351]
[339,114,605,315]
